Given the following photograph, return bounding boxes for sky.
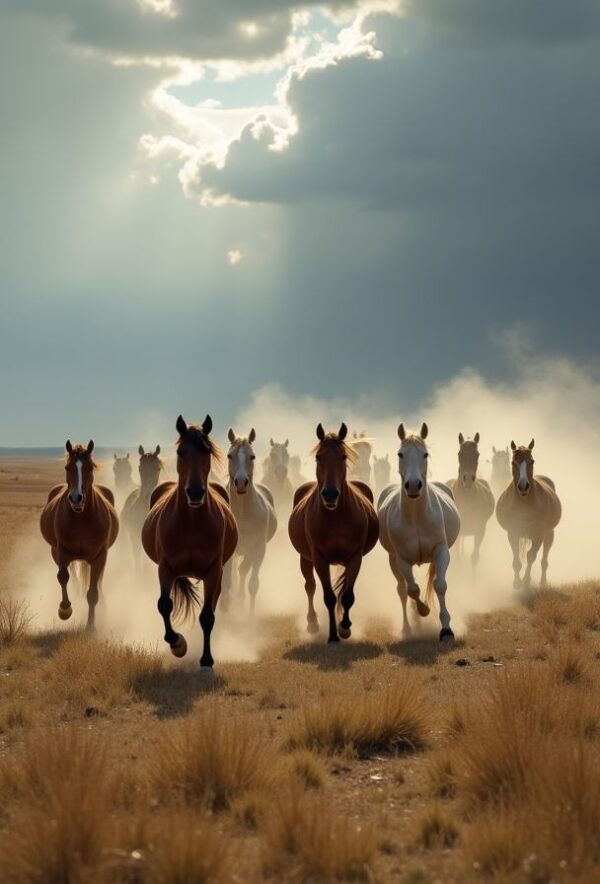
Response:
[1,0,599,446]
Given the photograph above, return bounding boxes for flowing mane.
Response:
[176,424,224,469]
[311,433,358,466]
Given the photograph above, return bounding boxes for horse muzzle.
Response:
[517,480,530,496]
[321,485,340,510]
[68,493,85,512]
[186,484,206,507]
[234,477,249,494]
[404,480,423,500]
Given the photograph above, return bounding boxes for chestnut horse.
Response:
[288,423,379,643]
[447,433,495,565]
[121,445,162,568]
[142,416,238,669]
[40,440,119,628]
[496,439,561,589]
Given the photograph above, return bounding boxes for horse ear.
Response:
[528,438,535,450]
[492,445,497,454]
[249,428,256,444]
[420,423,429,440]
[66,440,73,453]
[474,432,480,444]
[316,423,325,441]
[385,453,389,461]
[139,445,145,456]
[125,452,129,459]
[270,438,275,447]
[227,428,236,443]
[113,452,117,460]
[176,415,187,436]
[510,440,516,451]
[339,422,348,441]
[458,432,464,445]
[87,440,94,454]
[203,415,213,435]
[155,445,160,455]
[397,423,406,441]
[284,439,289,447]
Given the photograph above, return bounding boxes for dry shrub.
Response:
[427,751,458,799]
[0,730,115,883]
[147,707,275,812]
[43,634,163,713]
[552,642,592,685]
[0,699,33,734]
[287,682,430,757]
[264,780,377,881]
[0,597,32,646]
[287,749,327,790]
[466,811,529,878]
[415,804,459,850]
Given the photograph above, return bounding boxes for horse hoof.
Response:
[307,619,319,635]
[338,625,351,640]
[328,636,341,644]
[170,635,187,658]
[416,599,430,618]
[440,628,455,642]
[58,603,72,621]
[199,665,214,675]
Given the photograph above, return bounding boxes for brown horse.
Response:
[141,415,238,669]
[447,433,495,565]
[40,440,119,629]
[288,423,379,643]
[121,445,163,568]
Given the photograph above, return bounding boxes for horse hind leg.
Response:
[52,547,73,621]
[396,556,430,619]
[540,530,554,588]
[389,553,411,636]
[86,551,107,632]
[432,545,454,642]
[300,556,319,634]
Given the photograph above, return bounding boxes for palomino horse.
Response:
[224,428,277,614]
[262,439,294,510]
[378,424,460,640]
[288,423,379,643]
[373,454,391,498]
[141,416,238,669]
[113,453,133,495]
[447,433,495,565]
[489,446,511,498]
[496,440,561,589]
[121,445,162,567]
[350,431,373,486]
[40,440,119,629]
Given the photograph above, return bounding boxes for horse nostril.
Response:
[417,481,423,491]
[404,481,410,491]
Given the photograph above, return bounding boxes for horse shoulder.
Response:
[377,483,398,512]
[349,480,374,504]
[46,484,66,504]
[293,481,316,509]
[536,475,556,493]
[150,481,176,509]
[256,483,275,508]
[432,481,455,501]
[210,483,230,505]
[95,485,115,507]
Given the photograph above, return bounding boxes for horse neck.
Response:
[228,477,260,514]
[398,483,430,519]
[140,474,157,501]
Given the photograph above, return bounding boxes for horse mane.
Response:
[140,452,164,467]
[176,425,224,469]
[311,433,358,465]
[66,447,99,470]
[401,433,428,448]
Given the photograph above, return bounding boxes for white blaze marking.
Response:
[75,460,83,497]
[519,461,528,486]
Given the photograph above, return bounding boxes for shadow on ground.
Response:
[132,667,226,719]
[283,639,382,671]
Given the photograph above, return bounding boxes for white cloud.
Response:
[227,248,243,265]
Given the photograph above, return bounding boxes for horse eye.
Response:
[342,455,347,460]
[316,455,321,462]
[250,455,256,460]
[398,452,404,459]
[227,453,233,459]
[177,449,185,457]
[423,452,428,459]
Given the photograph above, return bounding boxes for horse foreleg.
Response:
[248,545,266,617]
[199,561,222,670]
[239,555,252,602]
[523,535,543,590]
[300,556,319,634]
[338,551,362,640]
[471,529,484,567]
[396,556,430,618]
[86,549,107,632]
[432,544,453,641]
[540,530,554,588]
[314,553,338,643]
[157,560,186,657]
[389,554,411,636]
[508,532,522,589]
[51,546,73,621]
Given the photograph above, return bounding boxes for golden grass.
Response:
[263,780,377,881]
[426,751,458,799]
[147,707,277,812]
[287,681,430,757]
[0,597,31,646]
[287,749,328,790]
[414,804,459,850]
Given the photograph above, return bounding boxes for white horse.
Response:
[378,423,460,641]
[489,445,511,498]
[496,439,561,589]
[225,429,277,614]
[373,454,391,498]
[447,433,495,565]
[262,438,294,511]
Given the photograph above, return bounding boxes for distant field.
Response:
[0,460,599,883]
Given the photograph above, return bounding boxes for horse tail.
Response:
[519,538,527,558]
[171,577,201,624]
[69,562,90,594]
[425,562,436,609]
[333,567,346,599]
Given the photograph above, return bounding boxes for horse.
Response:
[262,438,294,510]
[121,445,163,568]
[113,453,133,495]
[447,433,495,565]
[225,428,277,614]
[378,423,460,641]
[288,454,307,490]
[373,454,391,498]
[288,423,379,643]
[496,439,561,589]
[350,431,373,486]
[40,440,119,629]
[141,415,238,669]
[489,446,511,498]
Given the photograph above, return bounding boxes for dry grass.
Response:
[263,780,378,881]
[427,751,458,799]
[287,681,430,757]
[147,707,277,812]
[287,749,328,790]
[0,597,32,646]
[414,804,459,850]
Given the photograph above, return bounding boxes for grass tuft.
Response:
[0,598,32,646]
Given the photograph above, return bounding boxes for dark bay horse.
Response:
[40,440,119,629]
[288,423,379,643]
[141,415,238,669]
[121,445,163,568]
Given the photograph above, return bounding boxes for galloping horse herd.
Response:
[39,415,562,670]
